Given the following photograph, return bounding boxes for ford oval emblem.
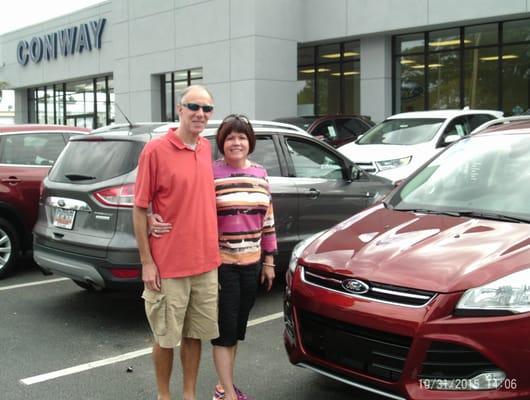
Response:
[58,199,65,207]
[341,279,369,294]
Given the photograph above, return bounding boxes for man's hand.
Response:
[142,262,161,291]
[148,213,172,238]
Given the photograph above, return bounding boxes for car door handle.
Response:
[1,176,21,185]
[306,188,320,199]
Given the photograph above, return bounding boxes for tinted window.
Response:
[49,140,144,183]
[249,137,281,177]
[312,121,336,140]
[440,116,470,145]
[467,114,495,131]
[335,118,367,139]
[285,138,343,179]
[0,133,66,165]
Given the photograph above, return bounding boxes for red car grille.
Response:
[303,267,436,307]
[299,310,412,382]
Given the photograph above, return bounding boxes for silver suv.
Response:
[33,122,393,290]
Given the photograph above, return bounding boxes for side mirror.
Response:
[444,134,461,145]
[347,165,361,181]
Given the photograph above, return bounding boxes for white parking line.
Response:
[0,277,69,292]
[20,311,284,385]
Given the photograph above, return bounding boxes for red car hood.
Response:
[302,205,530,293]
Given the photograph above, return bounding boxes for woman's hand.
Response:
[148,213,172,237]
[260,258,275,291]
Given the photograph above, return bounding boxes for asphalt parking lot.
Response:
[1,260,385,400]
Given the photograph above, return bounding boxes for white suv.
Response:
[338,109,503,183]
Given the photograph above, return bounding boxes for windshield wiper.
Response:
[396,208,529,223]
[395,208,461,217]
[454,211,530,224]
[64,173,96,181]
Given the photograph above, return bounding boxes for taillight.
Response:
[109,268,140,279]
[93,183,135,207]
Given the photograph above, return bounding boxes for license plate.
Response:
[53,208,76,230]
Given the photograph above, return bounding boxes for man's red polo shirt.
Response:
[134,128,220,278]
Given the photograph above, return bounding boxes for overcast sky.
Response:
[0,0,106,35]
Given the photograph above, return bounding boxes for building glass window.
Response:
[503,44,530,116]
[464,46,499,109]
[65,80,94,128]
[161,67,203,121]
[465,23,498,47]
[37,88,46,124]
[428,50,461,109]
[297,47,315,116]
[317,63,340,115]
[396,54,425,112]
[108,77,115,125]
[393,18,530,115]
[297,40,361,116]
[27,75,113,128]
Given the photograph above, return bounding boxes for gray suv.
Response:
[33,122,392,290]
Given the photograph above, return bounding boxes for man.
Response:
[133,85,220,400]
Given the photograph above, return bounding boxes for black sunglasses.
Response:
[182,103,214,113]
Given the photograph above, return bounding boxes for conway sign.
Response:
[17,18,106,66]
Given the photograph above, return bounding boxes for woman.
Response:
[150,114,277,400]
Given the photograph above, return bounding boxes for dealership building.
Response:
[0,0,529,128]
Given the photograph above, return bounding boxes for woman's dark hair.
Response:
[216,114,256,155]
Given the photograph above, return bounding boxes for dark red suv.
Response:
[0,124,88,278]
[274,115,374,147]
[284,118,530,399]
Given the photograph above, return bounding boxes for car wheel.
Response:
[0,218,19,279]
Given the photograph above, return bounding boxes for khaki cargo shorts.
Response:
[142,268,219,348]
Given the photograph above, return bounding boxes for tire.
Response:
[0,218,20,279]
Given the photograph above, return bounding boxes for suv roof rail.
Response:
[248,120,306,133]
[151,119,307,134]
[470,115,530,134]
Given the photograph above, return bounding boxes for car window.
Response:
[467,114,495,131]
[311,121,337,140]
[249,136,282,176]
[394,134,530,219]
[335,118,367,139]
[0,133,66,165]
[439,116,470,146]
[49,139,144,183]
[285,138,343,179]
[357,118,444,145]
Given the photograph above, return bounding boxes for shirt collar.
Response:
[165,127,203,150]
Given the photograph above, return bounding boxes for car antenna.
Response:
[114,102,134,129]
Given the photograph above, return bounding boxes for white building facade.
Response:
[0,0,528,128]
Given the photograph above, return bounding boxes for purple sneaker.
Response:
[233,385,253,400]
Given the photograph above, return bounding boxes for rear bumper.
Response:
[33,242,142,290]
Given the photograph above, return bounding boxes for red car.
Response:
[284,118,530,399]
[0,124,89,278]
[274,115,374,147]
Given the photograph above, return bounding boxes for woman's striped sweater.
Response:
[213,159,277,266]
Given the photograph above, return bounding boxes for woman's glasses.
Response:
[182,103,214,113]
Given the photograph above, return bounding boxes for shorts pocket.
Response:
[142,290,167,336]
